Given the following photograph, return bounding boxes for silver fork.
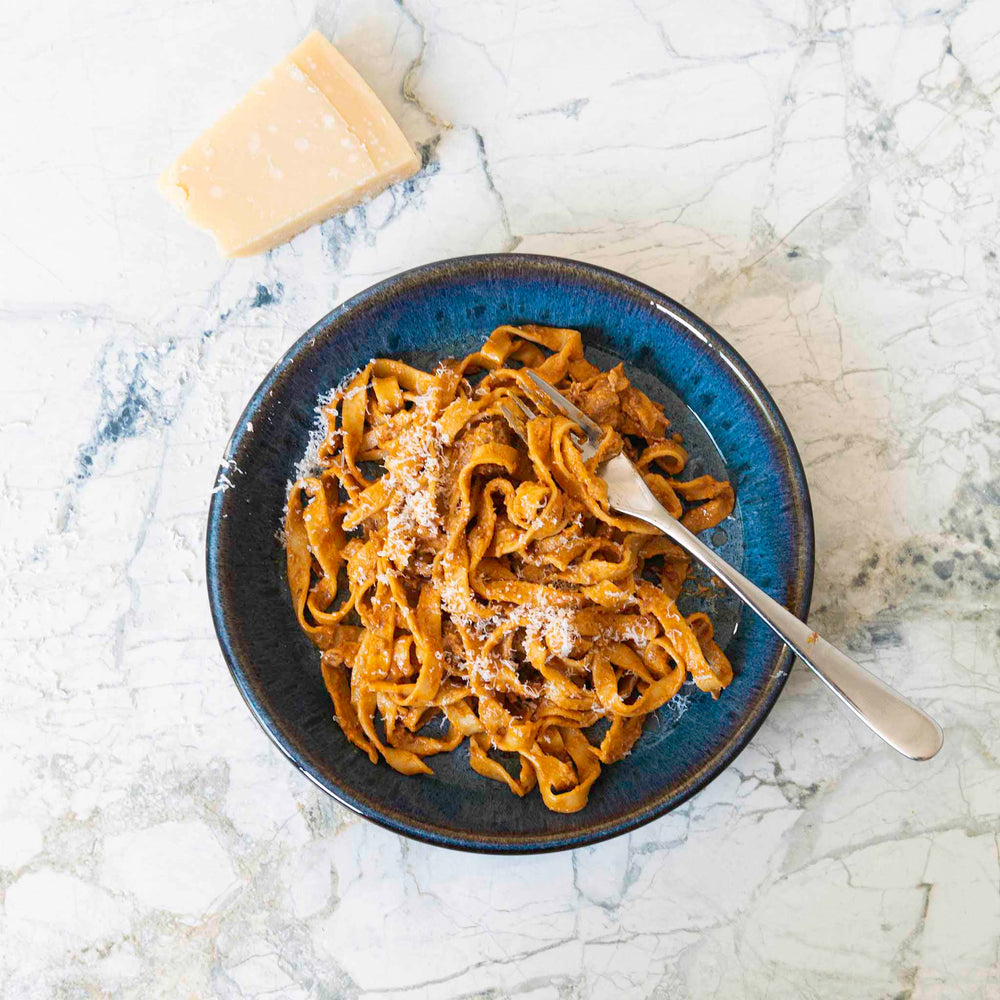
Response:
[497,370,943,761]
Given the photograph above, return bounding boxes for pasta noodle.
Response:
[284,325,735,812]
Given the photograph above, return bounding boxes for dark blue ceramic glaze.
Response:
[206,254,814,854]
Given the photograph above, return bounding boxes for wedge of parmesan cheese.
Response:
[159,31,420,257]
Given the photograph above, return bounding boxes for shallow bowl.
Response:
[206,253,814,853]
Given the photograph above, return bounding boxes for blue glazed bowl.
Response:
[206,254,814,853]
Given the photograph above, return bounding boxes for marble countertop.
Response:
[2,0,999,996]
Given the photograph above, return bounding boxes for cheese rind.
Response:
[159,32,420,257]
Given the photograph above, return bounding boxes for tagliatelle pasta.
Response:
[283,325,735,812]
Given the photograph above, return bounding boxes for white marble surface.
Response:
[2,0,999,996]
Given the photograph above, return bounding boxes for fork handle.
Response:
[638,509,943,760]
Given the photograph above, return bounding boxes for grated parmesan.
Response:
[600,618,651,650]
[517,601,579,659]
[291,366,364,483]
[667,692,691,721]
[377,388,445,568]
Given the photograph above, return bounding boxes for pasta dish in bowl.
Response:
[207,253,814,852]
[285,324,737,813]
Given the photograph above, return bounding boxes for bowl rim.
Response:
[206,251,815,854]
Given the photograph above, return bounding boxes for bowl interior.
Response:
[207,254,813,853]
